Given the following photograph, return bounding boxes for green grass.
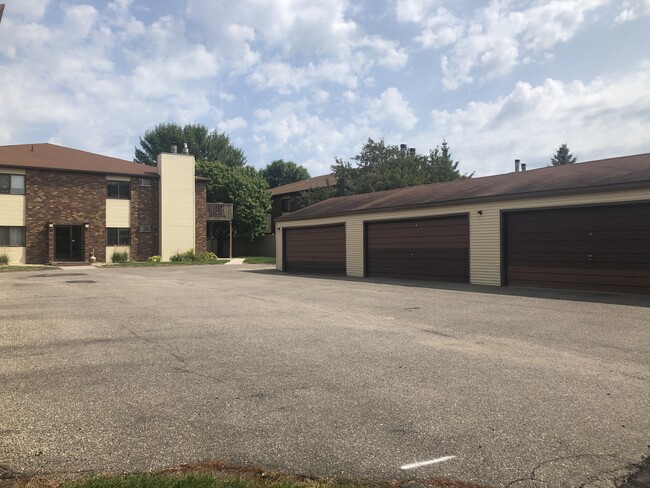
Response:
[61,474,374,488]
[64,473,219,488]
[0,265,57,272]
[104,260,228,267]
[242,256,275,264]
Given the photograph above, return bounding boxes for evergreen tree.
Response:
[551,143,577,165]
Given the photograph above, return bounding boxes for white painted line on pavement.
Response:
[400,456,456,470]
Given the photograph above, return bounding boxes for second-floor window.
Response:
[0,174,25,195]
[107,180,130,199]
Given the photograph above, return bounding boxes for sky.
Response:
[0,0,649,177]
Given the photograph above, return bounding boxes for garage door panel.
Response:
[284,243,346,253]
[366,215,469,282]
[505,203,650,294]
[370,269,468,282]
[508,229,650,242]
[508,252,650,266]
[367,251,469,267]
[507,239,650,254]
[506,216,650,234]
[368,236,467,251]
[284,225,346,275]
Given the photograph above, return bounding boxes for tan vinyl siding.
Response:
[106,175,132,182]
[0,195,26,226]
[106,246,130,262]
[1,247,26,265]
[469,206,501,285]
[0,168,26,175]
[157,153,196,261]
[276,228,283,271]
[346,218,364,277]
[277,188,650,286]
[106,199,130,227]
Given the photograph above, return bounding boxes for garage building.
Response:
[275,153,650,295]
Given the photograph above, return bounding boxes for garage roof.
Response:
[0,143,158,177]
[277,153,650,222]
[270,173,337,196]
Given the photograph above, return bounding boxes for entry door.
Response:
[55,226,83,261]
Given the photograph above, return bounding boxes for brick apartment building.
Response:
[0,143,210,264]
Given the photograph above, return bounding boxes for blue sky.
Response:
[0,0,649,176]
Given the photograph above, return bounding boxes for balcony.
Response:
[207,202,233,221]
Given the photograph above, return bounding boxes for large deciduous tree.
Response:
[259,159,310,188]
[551,143,577,166]
[195,160,270,257]
[134,123,246,167]
[332,138,469,196]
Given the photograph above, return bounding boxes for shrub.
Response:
[111,250,129,263]
[0,254,9,265]
[196,251,219,262]
[170,249,196,262]
[147,255,162,263]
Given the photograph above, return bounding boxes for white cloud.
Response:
[218,117,248,133]
[368,87,418,131]
[427,63,650,175]
[403,0,611,90]
[3,0,52,22]
[395,0,440,23]
[615,0,650,22]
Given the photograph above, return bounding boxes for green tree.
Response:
[551,143,577,166]
[195,160,270,256]
[134,123,246,167]
[332,138,469,196]
[260,160,310,188]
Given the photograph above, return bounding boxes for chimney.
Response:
[182,142,189,155]
[400,144,407,154]
[514,159,520,172]
[409,147,416,156]
[521,163,527,171]
[171,142,178,154]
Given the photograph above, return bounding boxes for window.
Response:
[139,178,152,187]
[282,197,292,213]
[0,174,25,195]
[107,228,130,246]
[0,226,26,246]
[107,180,130,199]
[139,224,151,233]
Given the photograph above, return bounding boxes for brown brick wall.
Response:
[25,170,106,264]
[195,180,207,253]
[130,177,159,261]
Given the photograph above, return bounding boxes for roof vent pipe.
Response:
[409,147,416,156]
[182,142,189,155]
[521,163,527,171]
[515,159,520,172]
[171,142,178,154]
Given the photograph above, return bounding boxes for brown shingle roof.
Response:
[0,143,158,177]
[277,153,650,222]
[270,173,338,196]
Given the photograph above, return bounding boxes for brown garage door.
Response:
[283,225,346,275]
[366,215,469,282]
[504,202,650,294]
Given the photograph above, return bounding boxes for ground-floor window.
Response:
[0,226,26,246]
[107,228,130,246]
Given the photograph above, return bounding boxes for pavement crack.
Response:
[123,327,187,365]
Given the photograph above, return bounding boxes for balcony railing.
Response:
[206,202,233,221]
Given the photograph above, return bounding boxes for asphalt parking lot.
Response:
[1,264,648,487]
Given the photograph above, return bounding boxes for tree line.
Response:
[135,122,577,251]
